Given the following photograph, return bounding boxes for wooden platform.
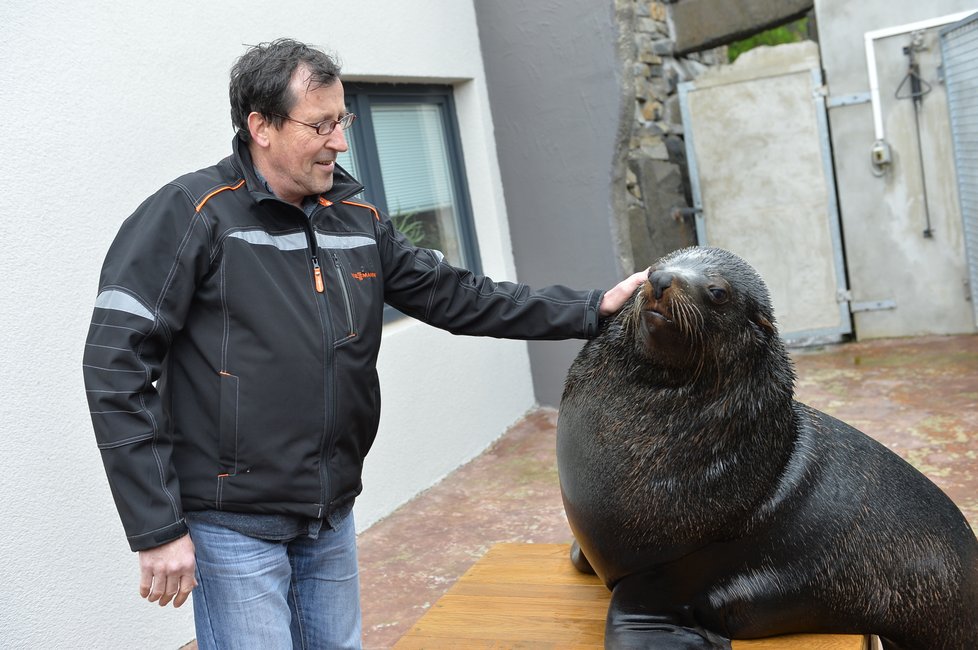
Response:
[393,543,870,649]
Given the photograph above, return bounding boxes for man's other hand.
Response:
[138,533,197,608]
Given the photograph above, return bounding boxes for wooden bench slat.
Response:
[393,543,870,650]
[448,581,611,603]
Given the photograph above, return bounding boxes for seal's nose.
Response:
[650,271,674,300]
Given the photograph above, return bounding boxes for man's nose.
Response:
[326,127,349,152]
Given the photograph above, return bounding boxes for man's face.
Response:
[258,68,348,206]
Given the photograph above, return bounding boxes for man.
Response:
[83,38,645,648]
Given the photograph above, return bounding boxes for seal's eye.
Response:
[708,286,729,304]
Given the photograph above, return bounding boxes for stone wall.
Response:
[613,0,723,271]
[613,0,815,272]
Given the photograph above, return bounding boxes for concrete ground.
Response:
[181,333,978,648]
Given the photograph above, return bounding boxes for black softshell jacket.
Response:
[84,137,603,551]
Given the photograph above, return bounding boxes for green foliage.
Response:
[392,212,427,247]
[728,18,810,63]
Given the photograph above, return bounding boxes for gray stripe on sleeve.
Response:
[94,290,154,321]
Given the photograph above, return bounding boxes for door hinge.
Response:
[838,290,897,312]
[826,91,872,108]
[851,299,897,313]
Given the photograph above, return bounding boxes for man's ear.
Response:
[247,112,271,147]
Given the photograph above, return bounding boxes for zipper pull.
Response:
[312,257,325,293]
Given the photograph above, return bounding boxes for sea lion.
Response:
[556,247,978,650]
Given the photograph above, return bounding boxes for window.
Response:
[337,83,481,274]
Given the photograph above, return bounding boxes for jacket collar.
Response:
[230,135,366,206]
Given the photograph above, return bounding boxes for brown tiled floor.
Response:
[179,334,978,649]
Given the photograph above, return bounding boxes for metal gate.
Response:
[678,44,851,343]
[941,12,978,325]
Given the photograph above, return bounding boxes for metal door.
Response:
[941,12,978,325]
[678,46,851,342]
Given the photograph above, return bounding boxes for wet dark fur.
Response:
[557,247,978,649]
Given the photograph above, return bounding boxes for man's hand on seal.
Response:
[599,269,649,317]
[138,533,197,608]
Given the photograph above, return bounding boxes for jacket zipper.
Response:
[332,253,355,337]
[245,171,366,521]
[312,256,325,293]
[299,216,335,520]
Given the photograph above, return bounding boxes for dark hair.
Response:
[229,38,342,142]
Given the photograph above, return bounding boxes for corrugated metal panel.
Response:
[941,12,978,325]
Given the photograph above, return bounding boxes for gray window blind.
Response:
[373,103,455,215]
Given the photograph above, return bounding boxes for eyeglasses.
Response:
[271,112,357,136]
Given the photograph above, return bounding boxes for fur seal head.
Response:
[627,247,777,367]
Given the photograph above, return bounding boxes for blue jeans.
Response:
[186,512,361,649]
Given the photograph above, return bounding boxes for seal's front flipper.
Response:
[570,539,596,575]
[605,576,730,649]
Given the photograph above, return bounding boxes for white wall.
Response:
[0,1,537,647]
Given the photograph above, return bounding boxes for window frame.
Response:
[343,82,483,276]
